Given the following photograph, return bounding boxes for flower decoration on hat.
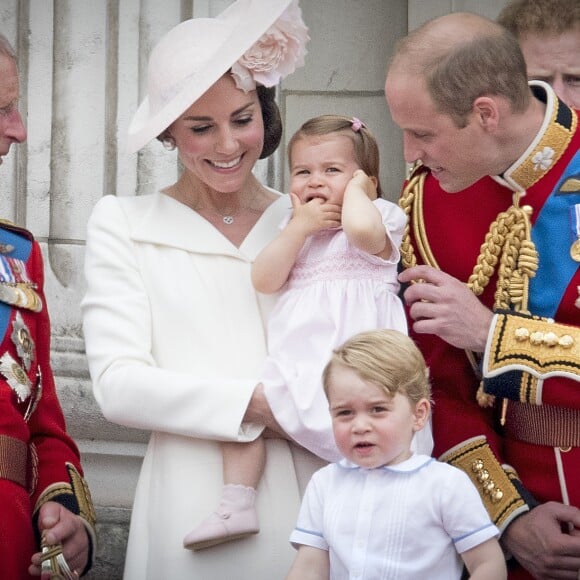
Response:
[231,0,309,92]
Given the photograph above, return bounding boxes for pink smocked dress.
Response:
[262,198,409,461]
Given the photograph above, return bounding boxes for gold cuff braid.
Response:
[33,463,96,530]
[66,463,97,529]
[439,436,528,531]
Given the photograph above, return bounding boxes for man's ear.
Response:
[472,96,499,131]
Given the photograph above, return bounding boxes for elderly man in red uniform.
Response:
[0,34,95,578]
[386,12,580,580]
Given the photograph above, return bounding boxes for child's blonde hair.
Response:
[288,114,384,197]
[322,329,430,404]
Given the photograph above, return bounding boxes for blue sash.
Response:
[529,151,580,317]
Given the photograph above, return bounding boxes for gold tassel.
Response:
[476,382,495,408]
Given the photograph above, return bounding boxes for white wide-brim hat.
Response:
[127,0,298,154]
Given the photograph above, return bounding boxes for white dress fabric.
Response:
[263,199,423,461]
[290,454,499,580]
[81,192,326,580]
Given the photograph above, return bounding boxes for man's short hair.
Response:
[390,13,530,127]
[498,0,580,38]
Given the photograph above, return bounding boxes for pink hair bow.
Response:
[351,117,365,132]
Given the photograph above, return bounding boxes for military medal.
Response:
[11,312,35,370]
[0,283,42,311]
[0,255,43,311]
[571,205,580,262]
[0,352,31,402]
[0,284,18,305]
[572,240,580,262]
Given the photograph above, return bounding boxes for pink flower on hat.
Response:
[231,0,309,92]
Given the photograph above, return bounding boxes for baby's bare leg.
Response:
[222,437,266,489]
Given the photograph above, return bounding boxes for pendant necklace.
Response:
[172,181,241,225]
[213,205,240,225]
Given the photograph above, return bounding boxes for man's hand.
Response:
[399,265,494,352]
[502,503,580,579]
[29,501,90,577]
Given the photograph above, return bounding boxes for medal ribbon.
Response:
[0,257,15,283]
[0,230,32,338]
[572,204,580,258]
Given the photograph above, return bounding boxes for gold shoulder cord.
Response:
[400,166,431,270]
[399,166,539,406]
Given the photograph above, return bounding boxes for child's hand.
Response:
[289,192,341,236]
[345,169,378,202]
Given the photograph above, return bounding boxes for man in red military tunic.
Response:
[0,34,95,578]
[385,12,580,580]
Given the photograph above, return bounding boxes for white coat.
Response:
[81,192,325,579]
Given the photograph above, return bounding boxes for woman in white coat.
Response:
[81,1,320,578]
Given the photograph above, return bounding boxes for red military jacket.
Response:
[0,221,95,578]
[399,83,580,575]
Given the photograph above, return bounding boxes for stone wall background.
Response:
[1,1,507,576]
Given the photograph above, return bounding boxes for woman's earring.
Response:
[162,135,176,151]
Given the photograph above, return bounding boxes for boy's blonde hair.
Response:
[322,329,430,405]
[288,114,384,197]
